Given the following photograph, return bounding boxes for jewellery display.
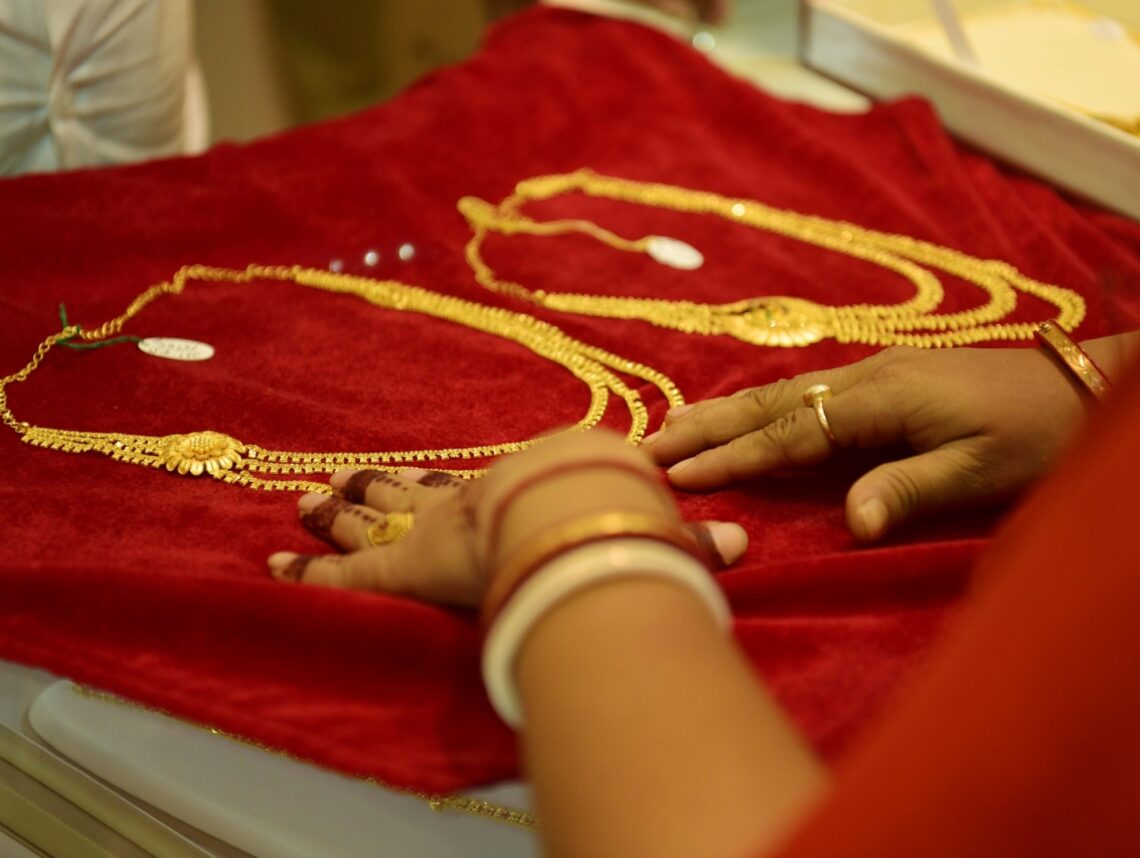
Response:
[1,264,684,493]
[802,383,839,447]
[459,169,1087,348]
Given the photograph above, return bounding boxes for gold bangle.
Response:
[483,458,668,572]
[481,511,704,627]
[1035,321,1111,402]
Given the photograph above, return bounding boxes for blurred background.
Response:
[194,0,531,144]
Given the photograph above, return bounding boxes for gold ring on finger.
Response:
[366,511,416,547]
[802,383,839,447]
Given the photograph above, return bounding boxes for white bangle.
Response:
[481,538,730,729]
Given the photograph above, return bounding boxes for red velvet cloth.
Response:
[777,362,1140,857]
[0,8,1138,793]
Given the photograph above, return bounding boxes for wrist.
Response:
[481,539,727,727]
[492,469,674,569]
[1081,331,1140,382]
[1036,322,1111,401]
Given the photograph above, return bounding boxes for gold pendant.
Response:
[158,431,246,476]
[715,298,830,347]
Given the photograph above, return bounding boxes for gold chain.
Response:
[460,169,1087,347]
[0,264,683,492]
[72,685,537,829]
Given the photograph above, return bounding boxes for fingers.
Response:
[330,467,464,512]
[661,375,900,491]
[644,353,923,491]
[274,472,483,604]
[268,551,384,590]
[298,494,387,552]
[663,405,837,490]
[845,440,994,542]
[687,520,748,568]
[645,368,859,467]
[267,549,445,599]
[269,511,481,606]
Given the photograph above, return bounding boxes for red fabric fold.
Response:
[1,8,1138,792]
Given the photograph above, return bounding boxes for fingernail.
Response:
[666,404,694,421]
[329,470,357,490]
[856,498,889,541]
[399,468,428,480]
[268,551,310,582]
[704,522,748,567]
[667,457,693,477]
[641,430,662,446]
[267,551,296,571]
[299,496,348,539]
[297,492,327,514]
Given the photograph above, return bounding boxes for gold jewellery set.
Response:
[2,171,1089,492]
[0,264,681,494]
[460,169,1086,348]
[0,175,1097,829]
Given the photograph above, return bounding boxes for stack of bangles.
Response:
[479,461,729,728]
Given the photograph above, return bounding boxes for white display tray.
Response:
[27,681,536,858]
[802,0,1140,220]
[0,660,536,857]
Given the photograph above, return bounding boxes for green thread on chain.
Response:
[58,304,142,350]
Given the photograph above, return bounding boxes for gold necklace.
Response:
[459,169,1087,348]
[0,264,683,493]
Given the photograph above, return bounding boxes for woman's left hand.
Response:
[642,344,1094,542]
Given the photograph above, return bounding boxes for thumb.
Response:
[845,442,991,542]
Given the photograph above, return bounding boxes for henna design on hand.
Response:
[279,555,314,582]
[300,497,353,539]
[418,471,464,489]
[340,470,410,503]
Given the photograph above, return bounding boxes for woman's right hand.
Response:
[268,429,747,604]
[643,339,1129,542]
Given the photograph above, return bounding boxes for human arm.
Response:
[643,331,1140,542]
[268,430,827,858]
[515,573,826,858]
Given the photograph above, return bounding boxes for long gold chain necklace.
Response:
[0,264,683,493]
[459,169,1087,348]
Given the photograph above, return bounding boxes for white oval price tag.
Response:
[647,236,704,270]
[138,337,215,362]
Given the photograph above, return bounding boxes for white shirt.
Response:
[0,0,205,174]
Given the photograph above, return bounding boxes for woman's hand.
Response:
[267,467,485,604]
[643,344,1099,542]
[268,430,747,601]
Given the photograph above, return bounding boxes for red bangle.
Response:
[482,457,672,569]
